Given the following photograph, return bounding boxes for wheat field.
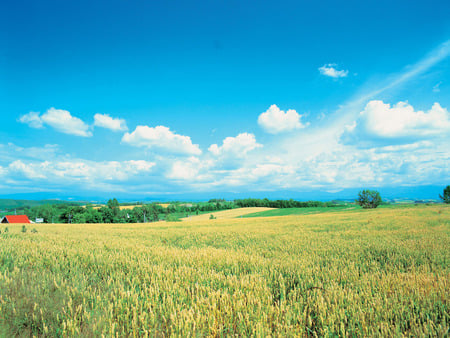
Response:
[182,207,276,221]
[0,205,448,336]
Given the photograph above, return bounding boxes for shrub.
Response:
[165,214,181,222]
[357,190,382,209]
[31,228,38,233]
[209,214,216,220]
[21,225,27,233]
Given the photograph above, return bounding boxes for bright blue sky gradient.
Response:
[1,0,449,199]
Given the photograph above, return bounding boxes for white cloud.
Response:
[19,112,44,129]
[165,157,216,182]
[0,143,59,163]
[209,133,262,157]
[9,160,47,179]
[251,163,295,179]
[94,113,128,132]
[167,161,199,180]
[166,157,202,180]
[41,108,92,137]
[359,100,450,138]
[258,104,307,134]
[19,108,92,137]
[122,125,202,156]
[8,159,155,182]
[319,64,349,78]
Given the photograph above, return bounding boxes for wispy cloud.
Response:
[322,39,450,130]
[352,39,450,108]
[433,81,442,92]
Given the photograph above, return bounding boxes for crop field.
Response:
[243,205,355,218]
[182,207,275,221]
[0,205,449,336]
[92,205,140,210]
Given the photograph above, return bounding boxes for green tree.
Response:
[72,213,87,223]
[84,205,103,223]
[107,198,120,217]
[357,189,382,209]
[439,185,450,204]
[99,207,114,223]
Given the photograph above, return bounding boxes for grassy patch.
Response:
[242,205,354,217]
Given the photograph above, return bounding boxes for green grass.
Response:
[0,204,448,336]
[242,205,355,217]
[242,203,434,218]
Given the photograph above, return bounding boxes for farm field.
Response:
[91,205,141,210]
[0,205,449,336]
[243,205,354,218]
[182,207,275,221]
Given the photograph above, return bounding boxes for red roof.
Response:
[2,215,31,223]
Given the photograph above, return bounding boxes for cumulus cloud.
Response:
[166,157,201,180]
[319,64,349,78]
[18,112,44,129]
[356,100,450,138]
[94,113,128,132]
[209,133,262,157]
[167,161,200,180]
[165,156,216,181]
[258,105,307,134]
[122,125,202,156]
[19,108,92,137]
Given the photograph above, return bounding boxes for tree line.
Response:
[22,197,345,224]
[234,198,342,208]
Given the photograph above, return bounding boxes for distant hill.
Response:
[0,199,82,212]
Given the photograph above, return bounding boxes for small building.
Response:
[1,215,31,224]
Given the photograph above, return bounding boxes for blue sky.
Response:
[0,0,449,199]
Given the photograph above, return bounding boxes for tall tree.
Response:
[439,185,450,204]
[357,190,382,209]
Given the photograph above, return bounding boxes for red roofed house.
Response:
[1,215,31,224]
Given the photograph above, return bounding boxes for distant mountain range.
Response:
[0,185,444,205]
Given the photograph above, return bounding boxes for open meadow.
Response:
[0,204,449,336]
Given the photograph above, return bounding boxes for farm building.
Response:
[1,215,31,224]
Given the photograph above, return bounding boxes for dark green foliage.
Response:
[31,228,38,233]
[233,198,340,208]
[357,190,382,209]
[21,226,27,233]
[439,185,450,204]
[209,214,216,219]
